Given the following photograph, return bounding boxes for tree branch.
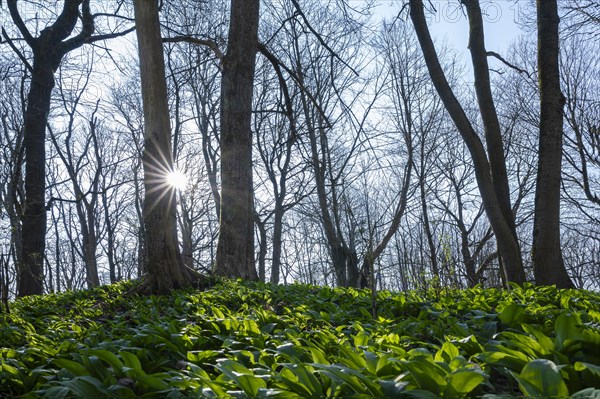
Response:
[6,0,36,47]
[1,27,33,72]
[486,51,531,77]
[289,0,359,76]
[162,35,224,62]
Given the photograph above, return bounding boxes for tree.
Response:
[215,0,260,279]
[4,0,133,296]
[48,68,102,289]
[0,61,25,299]
[133,0,193,293]
[408,0,526,284]
[532,0,574,288]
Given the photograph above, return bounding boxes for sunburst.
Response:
[166,169,187,191]
[142,148,186,213]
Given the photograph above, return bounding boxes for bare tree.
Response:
[253,54,311,284]
[3,0,133,296]
[0,61,25,299]
[408,0,525,284]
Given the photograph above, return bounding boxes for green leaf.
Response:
[402,359,447,394]
[88,349,124,375]
[337,345,366,369]
[187,350,221,364]
[282,363,322,395]
[404,389,443,398]
[1,362,19,376]
[61,375,110,397]
[477,346,529,371]
[41,386,70,399]
[435,342,459,364]
[275,343,305,363]
[119,351,168,391]
[555,313,581,351]
[119,351,143,374]
[277,366,319,396]
[354,330,370,347]
[212,306,225,319]
[136,372,170,391]
[314,364,381,396]
[444,370,486,397]
[521,324,554,353]
[308,346,330,365]
[53,359,90,377]
[512,359,568,397]
[498,303,526,325]
[571,388,600,399]
[235,374,267,397]
[378,379,409,398]
[575,361,600,377]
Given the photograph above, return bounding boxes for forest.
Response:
[0,0,599,296]
[1,1,600,397]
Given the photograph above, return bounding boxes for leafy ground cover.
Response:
[1,280,600,398]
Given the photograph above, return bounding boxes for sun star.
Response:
[166,169,187,191]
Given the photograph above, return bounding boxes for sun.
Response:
[166,169,187,191]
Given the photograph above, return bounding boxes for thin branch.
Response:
[257,42,332,129]
[289,0,359,76]
[6,0,36,47]
[162,35,224,62]
[1,28,33,72]
[486,51,531,77]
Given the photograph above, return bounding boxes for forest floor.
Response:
[1,279,600,398]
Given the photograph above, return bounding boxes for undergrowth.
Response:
[1,280,599,398]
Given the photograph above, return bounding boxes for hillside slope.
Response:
[2,280,600,398]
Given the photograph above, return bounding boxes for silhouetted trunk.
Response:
[215,0,260,279]
[532,0,574,288]
[270,206,284,284]
[420,177,439,277]
[134,0,192,293]
[18,59,54,296]
[77,201,99,288]
[104,196,118,283]
[256,215,267,282]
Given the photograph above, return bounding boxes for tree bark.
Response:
[532,0,574,288]
[215,0,260,280]
[408,0,526,284]
[18,58,54,296]
[134,0,192,294]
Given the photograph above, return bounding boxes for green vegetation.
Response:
[1,280,599,398]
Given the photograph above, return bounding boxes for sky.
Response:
[372,0,526,62]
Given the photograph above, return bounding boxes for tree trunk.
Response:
[270,205,284,284]
[18,61,54,296]
[215,0,260,280]
[77,201,99,288]
[256,215,268,282]
[134,0,192,294]
[532,0,574,288]
[420,174,439,277]
[103,191,118,283]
